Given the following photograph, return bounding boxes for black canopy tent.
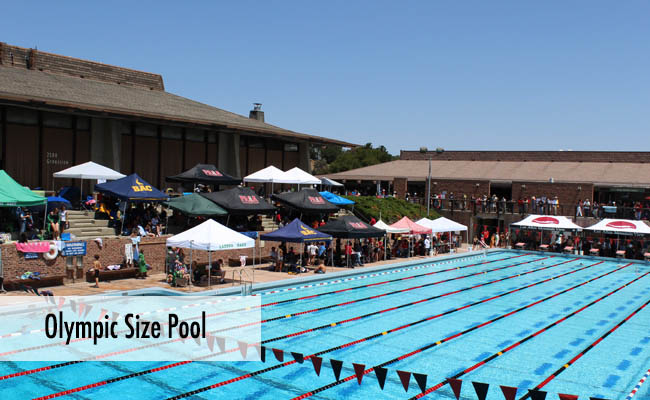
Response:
[271,188,339,215]
[318,215,386,239]
[201,186,275,216]
[166,164,241,186]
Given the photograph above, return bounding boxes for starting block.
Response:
[589,248,600,256]
[539,244,549,251]
[616,250,626,258]
[563,246,574,254]
[644,252,650,262]
[515,242,525,250]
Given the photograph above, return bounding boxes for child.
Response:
[91,254,101,288]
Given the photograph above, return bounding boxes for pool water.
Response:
[1,250,649,399]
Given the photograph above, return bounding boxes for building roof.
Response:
[400,150,650,163]
[0,44,354,147]
[326,159,650,187]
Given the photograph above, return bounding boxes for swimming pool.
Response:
[1,250,649,399]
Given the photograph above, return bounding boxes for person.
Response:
[270,246,278,267]
[318,242,327,260]
[212,259,226,283]
[59,205,68,234]
[345,241,353,267]
[91,254,101,288]
[313,258,326,274]
[275,247,284,272]
[17,207,27,235]
[48,208,60,240]
[138,249,148,279]
[424,235,431,256]
[308,242,318,265]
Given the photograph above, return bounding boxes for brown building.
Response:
[0,42,353,192]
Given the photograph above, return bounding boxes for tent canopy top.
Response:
[319,215,386,239]
[0,170,47,207]
[320,177,344,187]
[319,191,355,205]
[163,193,228,217]
[511,215,582,231]
[584,219,650,235]
[166,163,241,186]
[416,217,468,233]
[201,186,275,215]
[373,219,409,234]
[53,161,125,180]
[390,216,432,235]
[260,218,332,243]
[95,173,168,201]
[166,219,254,251]
[243,165,286,183]
[271,188,339,214]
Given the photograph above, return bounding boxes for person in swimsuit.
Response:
[91,254,101,288]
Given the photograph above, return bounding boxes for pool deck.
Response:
[2,245,471,296]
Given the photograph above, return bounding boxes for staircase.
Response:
[65,211,116,240]
[260,215,277,231]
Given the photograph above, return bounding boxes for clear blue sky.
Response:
[4,1,650,154]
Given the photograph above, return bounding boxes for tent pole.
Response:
[208,249,211,290]
[80,178,83,207]
[43,201,48,232]
[189,242,193,290]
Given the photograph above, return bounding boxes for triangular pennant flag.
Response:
[291,352,304,364]
[330,359,343,381]
[558,394,578,400]
[112,312,119,322]
[58,297,65,310]
[77,302,86,317]
[98,308,108,321]
[311,356,322,376]
[69,299,77,313]
[528,389,547,400]
[397,370,412,392]
[413,373,428,393]
[272,348,284,362]
[237,341,248,359]
[374,366,388,390]
[500,386,518,400]
[83,304,93,319]
[353,363,366,384]
[448,378,462,400]
[472,381,489,400]
[207,335,215,352]
[260,346,266,363]
[216,336,226,352]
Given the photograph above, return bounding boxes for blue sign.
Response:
[61,241,87,257]
[24,252,38,260]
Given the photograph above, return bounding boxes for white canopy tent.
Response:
[417,217,469,252]
[166,219,255,288]
[53,161,126,203]
[584,219,650,235]
[373,220,408,260]
[321,177,344,187]
[282,167,321,185]
[511,215,582,231]
[243,165,286,184]
[243,166,320,193]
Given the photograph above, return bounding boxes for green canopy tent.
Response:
[163,193,228,217]
[0,170,47,207]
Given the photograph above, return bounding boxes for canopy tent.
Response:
[167,219,256,288]
[319,191,355,206]
[260,218,332,243]
[53,161,125,180]
[95,173,168,201]
[373,219,409,234]
[0,170,47,207]
[584,219,650,236]
[416,217,468,233]
[318,215,386,239]
[320,177,344,187]
[166,164,241,186]
[243,165,286,183]
[47,196,72,208]
[272,188,339,215]
[511,215,582,231]
[201,186,275,215]
[390,216,432,235]
[163,193,227,217]
[282,167,321,185]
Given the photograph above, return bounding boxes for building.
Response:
[0,42,353,192]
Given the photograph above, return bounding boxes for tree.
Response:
[313,143,396,174]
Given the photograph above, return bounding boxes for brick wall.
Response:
[400,150,650,163]
[430,179,490,198]
[511,181,594,210]
[1,236,274,281]
[394,177,408,199]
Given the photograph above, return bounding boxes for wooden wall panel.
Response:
[42,127,74,191]
[134,137,158,185]
[5,124,39,188]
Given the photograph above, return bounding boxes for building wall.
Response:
[401,150,650,163]
[429,179,490,198]
[394,177,408,199]
[511,181,594,208]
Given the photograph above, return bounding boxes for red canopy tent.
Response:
[389,216,432,235]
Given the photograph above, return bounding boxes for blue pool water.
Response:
[1,250,650,399]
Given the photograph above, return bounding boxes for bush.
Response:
[343,196,440,223]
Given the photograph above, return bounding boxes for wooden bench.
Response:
[85,268,137,283]
[4,275,65,291]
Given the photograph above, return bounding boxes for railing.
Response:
[234,267,253,296]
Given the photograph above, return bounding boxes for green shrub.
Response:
[342,196,440,223]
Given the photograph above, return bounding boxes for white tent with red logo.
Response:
[511,215,582,231]
[584,219,650,236]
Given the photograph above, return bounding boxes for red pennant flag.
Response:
[57,297,65,310]
[448,378,462,399]
[216,336,226,352]
[330,359,343,381]
[291,352,304,364]
[397,370,412,392]
[352,363,365,384]
[500,385,518,400]
[69,300,77,313]
[272,348,284,362]
[83,304,93,319]
[77,302,85,317]
[374,366,388,390]
[558,395,578,400]
[311,356,322,376]
[472,381,489,400]
[528,389,547,400]
[413,373,428,393]
[207,335,215,352]
[98,308,108,321]
[112,312,119,322]
[237,341,248,359]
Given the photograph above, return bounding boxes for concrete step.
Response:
[68,219,109,228]
[66,212,96,220]
[70,234,120,241]
[65,227,115,236]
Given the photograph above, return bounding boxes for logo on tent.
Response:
[606,220,636,230]
[308,196,325,204]
[131,178,152,192]
[239,195,259,204]
[349,222,367,229]
[202,169,223,177]
[300,225,317,236]
[532,216,559,225]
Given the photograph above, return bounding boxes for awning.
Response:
[390,216,432,235]
[163,193,228,217]
[584,219,650,236]
[319,191,355,205]
[95,173,168,201]
[320,177,344,187]
[243,166,286,183]
[373,219,409,234]
[272,188,339,214]
[201,186,275,215]
[319,215,385,239]
[166,164,241,186]
[0,170,47,207]
[416,217,468,233]
[53,161,125,180]
[166,219,254,251]
[260,218,332,243]
[511,215,582,231]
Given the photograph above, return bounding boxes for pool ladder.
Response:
[236,268,254,296]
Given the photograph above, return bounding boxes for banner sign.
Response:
[61,241,87,257]
[24,252,39,260]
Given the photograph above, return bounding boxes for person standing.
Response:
[424,235,431,256]
[138,249,148,279]
[48,208,60,240]
[91,254,101,288]
[59,205,68,235]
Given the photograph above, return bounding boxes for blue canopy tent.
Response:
[260,218,332,267]
[319,191,355,206]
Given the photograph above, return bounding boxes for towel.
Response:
[15,242,50,253]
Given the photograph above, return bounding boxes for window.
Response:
[6,107,37,125]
